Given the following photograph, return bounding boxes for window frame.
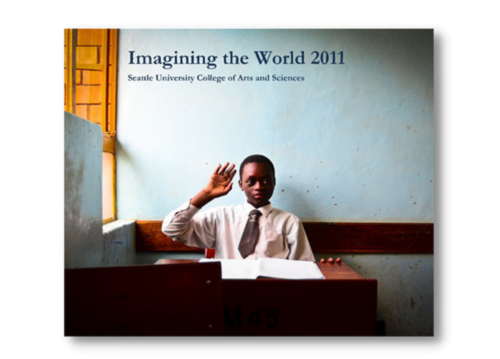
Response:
[65,29,118,224]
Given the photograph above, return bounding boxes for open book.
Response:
[199,258,325,280]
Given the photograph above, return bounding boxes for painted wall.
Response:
[65,112,137,268]
[65,112,104,268]
[116,29,433,222]
[114,30,434,335]
[317,252,434,336]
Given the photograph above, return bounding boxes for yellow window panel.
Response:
[76,46,100,66]
[89,105,102,125]
[75,84,101,105]
[82,70,102,85]
[77,29,103,46]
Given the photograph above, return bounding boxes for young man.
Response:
[162,155,314,261]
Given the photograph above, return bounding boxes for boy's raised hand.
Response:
[191,162,237,209]
[204,162,237,198]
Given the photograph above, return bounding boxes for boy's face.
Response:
[239,162,276,208]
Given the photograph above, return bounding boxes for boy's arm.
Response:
[162,201,217,248]
[191,162,237,208]
[287,220,315,261]
[161,162,237,248]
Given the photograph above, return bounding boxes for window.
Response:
[64,29,118,223]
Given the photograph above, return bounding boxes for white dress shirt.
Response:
[162,201,314,261]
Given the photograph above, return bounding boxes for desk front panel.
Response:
[222,278,377,336]
[65,263,224,336]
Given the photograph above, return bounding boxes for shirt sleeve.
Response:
[161,201,217,249]
[287,218,315,261]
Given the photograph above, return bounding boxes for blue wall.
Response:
[65,112,103,268]
[65,112,138,268]
[116,29,433,222]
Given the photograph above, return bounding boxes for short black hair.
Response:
[239,154,275,179]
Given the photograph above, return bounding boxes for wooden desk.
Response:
[65,262,224,336]
[156,260,377,336]
[65,260,376,336]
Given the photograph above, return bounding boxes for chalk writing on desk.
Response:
[224,306,279,328]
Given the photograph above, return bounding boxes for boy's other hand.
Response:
[204,162,237,199]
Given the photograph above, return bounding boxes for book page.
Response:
[256,258,325,280]
[199,258,325,280]
[199,259,256,279]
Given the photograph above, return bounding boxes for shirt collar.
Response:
[243,202,273,217]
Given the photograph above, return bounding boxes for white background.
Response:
[2,0,499,357]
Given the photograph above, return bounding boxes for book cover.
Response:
[64,29,434,336]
